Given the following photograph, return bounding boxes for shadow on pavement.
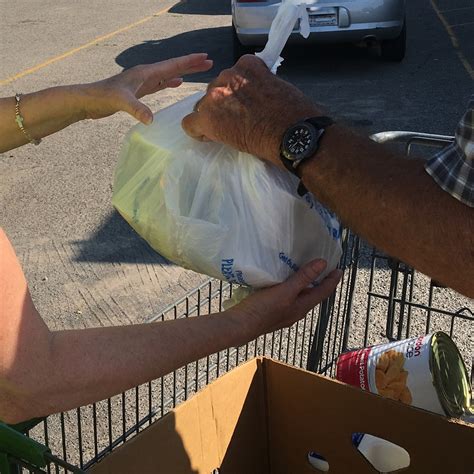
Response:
[72,211,172,265]
[278,42,382,76]
[116,24,387,91]
[115,26,234,82]
[169,0,231,16]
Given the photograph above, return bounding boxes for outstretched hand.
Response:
[80,53,213,124]
[231,260,342,343]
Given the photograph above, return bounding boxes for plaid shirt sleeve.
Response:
[425,95,474,207]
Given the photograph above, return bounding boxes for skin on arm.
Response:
[182,55,474,298]
[0,228,341,423]
[0,53,213,154]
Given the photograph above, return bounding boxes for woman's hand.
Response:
[230,260,342,345]
[79,53,213,124]
[0,53,213,153]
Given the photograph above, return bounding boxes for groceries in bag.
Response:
[112,0,342,291]
[112,93,342,288]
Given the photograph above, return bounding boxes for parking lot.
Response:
[0,0,473,332]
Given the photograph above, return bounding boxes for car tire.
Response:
[380,20,406,62]
[232,23,254,61]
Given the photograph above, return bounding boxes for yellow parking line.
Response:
[0,1,183,86]
[430,0,474,80]
[457,52,474,81]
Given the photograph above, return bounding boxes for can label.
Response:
[336,335,445,415]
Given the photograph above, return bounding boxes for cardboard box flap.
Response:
[264,359,474,473]
[90,358,268,474]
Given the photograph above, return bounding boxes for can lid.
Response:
[430,332,471,418]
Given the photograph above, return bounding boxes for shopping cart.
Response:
[2,132,472,473]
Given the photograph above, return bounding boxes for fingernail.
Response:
[312,259,327,273]
[143,114,153,125]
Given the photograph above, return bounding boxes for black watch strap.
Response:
[280,116,334,195]
[305,116,334,130]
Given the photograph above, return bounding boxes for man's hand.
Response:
[80,53,213,125]
[230,260,342,344]
[182,55,322,167]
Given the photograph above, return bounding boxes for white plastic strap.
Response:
[255,0,314,73]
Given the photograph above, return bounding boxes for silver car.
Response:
[232,0,406,61]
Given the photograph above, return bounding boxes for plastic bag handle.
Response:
[255,0,313,73]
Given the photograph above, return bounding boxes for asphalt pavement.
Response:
[0,0,473,331]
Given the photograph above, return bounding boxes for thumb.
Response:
[285,259,327,294]
[122,95,153,125]
[181,111,208,141]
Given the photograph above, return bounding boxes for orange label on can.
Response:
[336,335,446,415]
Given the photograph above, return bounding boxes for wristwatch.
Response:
[280,116,334,175]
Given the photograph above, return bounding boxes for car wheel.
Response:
[380,20,406,62]
[232,23,254,61]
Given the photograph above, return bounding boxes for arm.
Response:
[0,53,213,153]
[299,126,473,298]
[182,56,474,298]
[0,229,341,423]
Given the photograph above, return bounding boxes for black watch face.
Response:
[282,122,320,162]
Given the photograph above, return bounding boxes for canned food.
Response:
[336,332,471,417]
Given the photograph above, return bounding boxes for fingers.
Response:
[181,87,224,141]
[153,53,213,81]
[138,75,184,98]
[166,77,184,88]
[134,54,212,98]
[121,93,153,125]
[265,268,342,333]
[298,269,343,309]
[235,54,269,73]
[285,259,328,295]
[181,111,208,141]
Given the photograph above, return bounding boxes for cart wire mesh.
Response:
[9,132,473,473]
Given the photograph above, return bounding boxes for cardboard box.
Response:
[90,357,474,473]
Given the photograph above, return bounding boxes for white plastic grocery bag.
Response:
[112,0,342,290]
[255,0,313,72]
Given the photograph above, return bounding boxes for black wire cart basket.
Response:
[2,132,472,473]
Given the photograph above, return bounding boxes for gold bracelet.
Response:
[14,93,41,146]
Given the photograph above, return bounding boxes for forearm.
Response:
[1,225,251,423]
[299,124,474,297]
[0,86,86,153]
[14,311,248,419]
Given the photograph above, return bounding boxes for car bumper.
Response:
[233,2,405,46]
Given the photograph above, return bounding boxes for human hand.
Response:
[182,55,323,168]
[230,260,342,344]
[79,53,213,124]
